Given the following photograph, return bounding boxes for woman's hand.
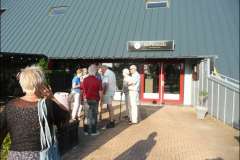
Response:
[39,84,54,100]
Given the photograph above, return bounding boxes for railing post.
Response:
[232,92,235,127]
[224,78,227,123]
[217,84,219,119]
[211,81,213,116]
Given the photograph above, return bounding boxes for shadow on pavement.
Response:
[205,158,223,160]
[234,136,239,143]
[61,104,162,159]
[114,132,157,160]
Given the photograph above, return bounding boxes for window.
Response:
[1,8,7,15]
[145,0,169,9]
[47,7,69,16]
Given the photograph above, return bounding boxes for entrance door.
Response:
[162,62,184,103]
[141,63,160,102]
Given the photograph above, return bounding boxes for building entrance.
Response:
[141,63,160,102]
[161,62,184,103]
[141,62,184,104]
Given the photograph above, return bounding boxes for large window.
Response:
[143,64,160,99]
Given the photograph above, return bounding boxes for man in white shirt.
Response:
[128,65,140,125]
[101,65,116,128]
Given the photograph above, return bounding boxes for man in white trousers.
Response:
[128,65,140,125]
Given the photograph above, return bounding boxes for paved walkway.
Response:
[62,102,239,160]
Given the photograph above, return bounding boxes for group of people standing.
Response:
[0,64,141,159]
[71,64,140,136]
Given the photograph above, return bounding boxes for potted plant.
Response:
[195,90,208,119]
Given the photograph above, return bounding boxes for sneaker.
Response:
[91,131,100,136]
[129,121,137,125]
[99,115,102,122]
[106,122,115,128]
[83,131,88,135]
[122,115,128,118]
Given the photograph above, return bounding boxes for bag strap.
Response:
[38,99,47,149]
[38,98,55,149]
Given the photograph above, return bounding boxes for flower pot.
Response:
[195,106,208,119]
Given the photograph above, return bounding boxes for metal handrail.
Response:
[211,71,240,84]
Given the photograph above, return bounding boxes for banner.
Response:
[128,41,174,51]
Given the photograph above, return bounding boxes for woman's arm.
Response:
[72,83,80,89]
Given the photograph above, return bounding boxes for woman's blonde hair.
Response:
[82,68,87,73]
[122,68,130,75]
[19,65,46,93]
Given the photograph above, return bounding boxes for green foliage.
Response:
[199,90,208,106]
[1,133,11,160]
[199,90,208,98]
[36,59,51,86]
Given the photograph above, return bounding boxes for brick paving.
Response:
[62,102,239,160]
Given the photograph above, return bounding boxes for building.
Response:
[1,0,239,106]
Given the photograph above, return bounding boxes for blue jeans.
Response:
[84,99,99,133]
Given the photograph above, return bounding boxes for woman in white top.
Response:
[121,68,132,119]
[81,68,88,82]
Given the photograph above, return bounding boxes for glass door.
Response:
[141,63,160,102]
[162,62,184,103]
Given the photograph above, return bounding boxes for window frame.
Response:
[47,6,69,16]
[145,0,170,9]
[0,8,7,15]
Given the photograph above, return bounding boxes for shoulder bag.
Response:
[68,91,75,103]
[38,98,60,160]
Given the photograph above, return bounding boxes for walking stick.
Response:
[119,93,122,120]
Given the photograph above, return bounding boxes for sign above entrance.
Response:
[128,40,174,52]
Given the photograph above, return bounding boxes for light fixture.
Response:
[29,58,30,60]
[21,58,22,60]
[11,56,13,59]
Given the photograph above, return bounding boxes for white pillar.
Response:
[183,59,192,105]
